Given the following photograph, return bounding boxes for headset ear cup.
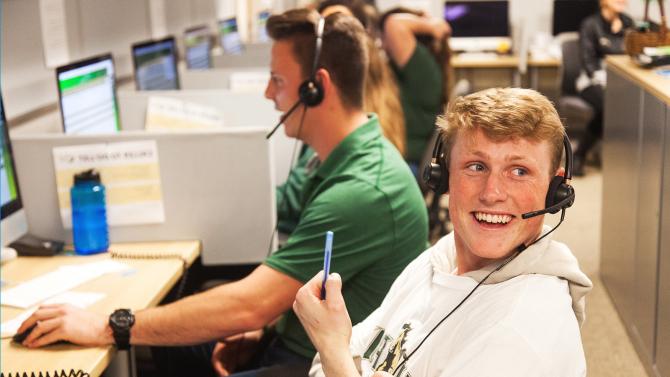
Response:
[299,79,324,107]
[545,175,575,213]
[545,176,564,209]
[422,163,449,194]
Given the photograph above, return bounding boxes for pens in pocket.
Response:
[320,231,334,300]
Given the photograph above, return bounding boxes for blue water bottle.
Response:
[71,169,109,255]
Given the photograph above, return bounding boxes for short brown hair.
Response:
[437,88,566,175]
[266,8,368,109]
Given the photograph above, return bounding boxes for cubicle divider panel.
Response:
[600,68,643,326]
[657,105,670,376]
[212,43,270,69]
[116,89,298,185]
[179,66,268,91]
[12,128,277,265]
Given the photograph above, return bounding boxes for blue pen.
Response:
[320,231,334,300]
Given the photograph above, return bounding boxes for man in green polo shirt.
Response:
[16,8,428,377]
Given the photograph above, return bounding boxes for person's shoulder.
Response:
[580,13,600,32]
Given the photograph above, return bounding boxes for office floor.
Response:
[547,167,649,376]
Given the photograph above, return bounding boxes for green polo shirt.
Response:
[393,43,443,164]
[265,115,428,358]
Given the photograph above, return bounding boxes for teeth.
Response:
[475,212,512,224]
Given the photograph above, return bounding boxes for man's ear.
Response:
[314,68,332,97]
[556,167,566,178]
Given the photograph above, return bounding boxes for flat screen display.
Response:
[553,0,599,35]
[184,25,212,70]
[132,36,180,90]
[257,10,271,43]
[444,1,510,37]
[56,54,120,134]
[0,94,22,220]
[219,17,244,55]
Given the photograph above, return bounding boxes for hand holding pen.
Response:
[293,230,353,368]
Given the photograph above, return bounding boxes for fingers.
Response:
[324,273,345,310]
[16,306,64,334]
[24,317,63,347]
[211,342,230,377]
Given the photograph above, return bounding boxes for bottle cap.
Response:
[74,169,102,185]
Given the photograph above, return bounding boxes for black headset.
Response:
[299,15,326,107]
[422,132,575,219]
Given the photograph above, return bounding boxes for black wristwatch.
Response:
[109,308,135,350]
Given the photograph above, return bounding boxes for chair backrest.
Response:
[560,35,582,96]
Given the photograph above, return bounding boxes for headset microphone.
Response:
[266,99,303,139]
[522,191,575,219]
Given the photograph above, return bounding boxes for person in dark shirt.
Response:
[573,0,633,176]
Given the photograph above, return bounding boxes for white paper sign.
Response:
[52,140,165,228]
[145,96,225,131]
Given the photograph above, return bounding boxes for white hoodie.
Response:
[310,228,593,377]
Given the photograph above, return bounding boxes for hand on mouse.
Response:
[16,304,113,348]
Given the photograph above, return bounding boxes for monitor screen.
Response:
[444,1,510,37]
[184,26,212,70]
[257,10,271,43]
[56,54,120,134]
[553,0,599,35]
[1,92,27,246]
[132,36,180,90]
[218,17,244,55]
[1,97,21,220]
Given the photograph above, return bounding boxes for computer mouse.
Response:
[12,324,36,344]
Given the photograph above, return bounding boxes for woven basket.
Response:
[624,0,670,55]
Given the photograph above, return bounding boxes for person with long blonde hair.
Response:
[319,0,407,156]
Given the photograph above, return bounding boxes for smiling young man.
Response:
[294,88,594,377]
[16,9,428,377]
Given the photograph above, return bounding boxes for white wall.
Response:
[1,0,219,123]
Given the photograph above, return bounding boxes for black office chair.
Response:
[557,34,594,138]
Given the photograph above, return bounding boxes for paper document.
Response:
[52,140,165,228]
[145,96,225,131]
[1,291,105,338]
[1,260,129,309]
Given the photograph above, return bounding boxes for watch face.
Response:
[111,309,134,328]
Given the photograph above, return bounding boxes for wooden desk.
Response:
[1,240,200,377]
[451,53,560,89]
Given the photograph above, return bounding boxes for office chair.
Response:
[557,33,594,138]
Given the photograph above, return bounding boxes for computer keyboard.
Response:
[456,52,500,61]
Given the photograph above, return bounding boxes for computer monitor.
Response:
[257,10,271,43]
[444,1,511,51]
[184,25,212,70]
[56,54,121,134]
[1,94,27,246]
[552,0,599,35]
[132,36,180,90]
[218,17,244,55]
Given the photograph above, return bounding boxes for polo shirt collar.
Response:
[314,114,381,179]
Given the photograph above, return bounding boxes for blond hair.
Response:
[365,40,406,156]
[318,1,407,155]
[437,88,565,174]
